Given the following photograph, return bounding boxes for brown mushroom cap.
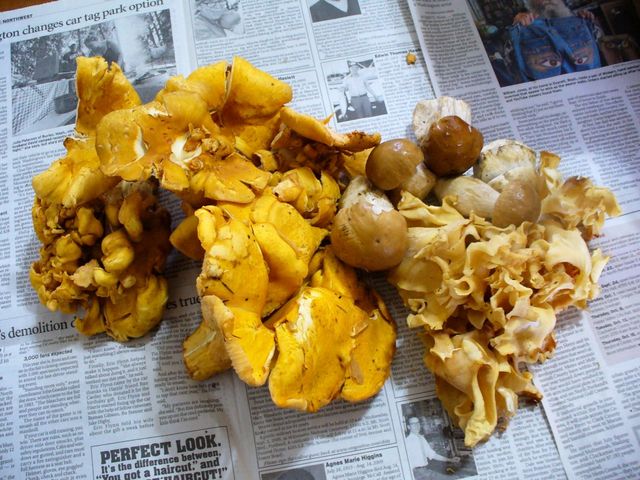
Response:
[331,199,408,271]
[492,179,541,227]
[365,138,424,190]
[422,116,483,177]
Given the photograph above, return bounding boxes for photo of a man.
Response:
[325,59,386,122]
[84,34,124,69]
[401,399,477,480]
[406,416,460,472]
[341,60,377,119]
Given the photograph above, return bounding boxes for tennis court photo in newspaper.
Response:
[10,9,177,136]
[467,0,640,86]
[400,398,477,480]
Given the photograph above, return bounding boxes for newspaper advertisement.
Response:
[0,0,609,479]
[409,0,640,478]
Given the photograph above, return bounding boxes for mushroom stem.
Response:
[434,176,499,219]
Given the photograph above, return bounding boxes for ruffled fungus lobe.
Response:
[265,247,396,411]
[310,247,396,402]
[279,107,380,151]
[192,205,275,386]
[187,210,396,410]
[30,57,172,341]
[183,296,232,381]
[425,330,541,447]
[96,57,289,206]
[541,176,621,240]
[267,286,368,412]
[170,214,205,260]
[32,56,141,208]
[31,180,171,341]
[387,144,619,446]
[271,167,340,227]
[75,56,141,135]
[156,61,228,112]
[186,192,328,384]
[223,56,292,122]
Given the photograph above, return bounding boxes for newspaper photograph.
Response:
[11,9,176,136]
[1,0,638,479]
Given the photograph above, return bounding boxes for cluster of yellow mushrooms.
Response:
[30,57,619,447]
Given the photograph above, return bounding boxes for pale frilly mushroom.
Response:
[425,330,541,447]
[387,148,619,446]
[541,176,621,241]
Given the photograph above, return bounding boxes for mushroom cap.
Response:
[267,286,369,412]
[331,199,408,271]
[365,138,424,190]
[412,96,471,144]
[492,179,541,228]
[474,139,536,184]
[183,295,232,381]
[422,116,483,177]
[434,176,499,219]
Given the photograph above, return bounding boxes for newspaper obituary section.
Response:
[409,0,640,478]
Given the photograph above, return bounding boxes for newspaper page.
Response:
[408,0,640,478]
[1,1,571,480]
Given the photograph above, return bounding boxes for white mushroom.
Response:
[434,176,499,219]
[412,96,472,145]
[474,139,536,183]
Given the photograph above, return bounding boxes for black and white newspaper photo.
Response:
[323,58,387,123]
[11,9,176,136]
[193,0,243,41]
[309,0,362,23]
[400,398,476,480]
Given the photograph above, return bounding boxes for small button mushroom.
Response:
[492,179,541,228]
[331,177,408,271]
[365,138,424,190]
[422,116,483,177]
[434,176,499,219]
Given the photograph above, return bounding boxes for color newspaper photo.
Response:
[468,0,640,86]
